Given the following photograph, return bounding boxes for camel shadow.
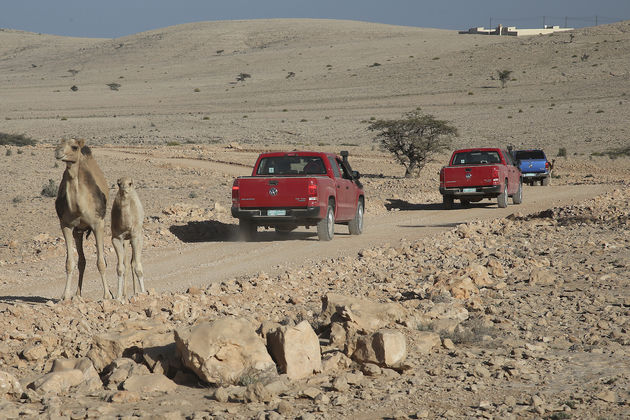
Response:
[169,220,238,243]
[0,295,57,305]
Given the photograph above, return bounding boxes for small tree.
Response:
[497,70,512,88]
[368,111,458,177]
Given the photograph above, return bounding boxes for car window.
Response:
[452,151,502,165]
[256,156,326,175]
[515,150,546,160]
[327,156,341,178]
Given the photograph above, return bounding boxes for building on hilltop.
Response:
[460,24,573,36]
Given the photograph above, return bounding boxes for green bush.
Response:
[557,147,567,158]
[0,133,37,146]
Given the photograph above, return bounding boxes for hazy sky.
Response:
[2,0,629,38]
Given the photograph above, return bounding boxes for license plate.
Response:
[462,188,476,193]
[267,210,286,216]
[523,173,535,177]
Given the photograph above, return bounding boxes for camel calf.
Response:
[111,177,145,300]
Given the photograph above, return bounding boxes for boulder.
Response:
[267,321,321,380]
[51,358,102,392]
[0,371,23,399]
[350,329,407,368]
[175,318,275,385]
[29,369,84,394]
[320,293,408,333]
[415,331,442,354]
[87,323,166,372]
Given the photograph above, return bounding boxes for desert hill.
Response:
[1,19,629,152]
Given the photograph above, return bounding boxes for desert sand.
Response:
[0,19,629,419]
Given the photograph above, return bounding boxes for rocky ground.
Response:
[0,186,628,419]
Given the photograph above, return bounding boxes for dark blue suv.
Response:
[513,149,553,186]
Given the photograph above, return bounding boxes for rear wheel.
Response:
[512,180,523,204]
[460,199,470,207]
[238,219,256,241]
[542,176,550,186]
[497,183,508,208]
[443,195,454,210]
[348,199,364,235]
[317,203,335,241]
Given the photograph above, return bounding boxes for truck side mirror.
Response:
[352,170,360,180]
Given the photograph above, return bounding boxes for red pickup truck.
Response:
[439,148,522,209]
[231,151,364,241]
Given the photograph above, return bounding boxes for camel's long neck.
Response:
[63,160,82,214]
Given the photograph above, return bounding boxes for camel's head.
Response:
[55,138,87,163]
[116,177,135,196]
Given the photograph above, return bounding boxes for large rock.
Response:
[415,331,442,354]
[267,321,321,380]
[87,321,167,372]
[320,294,408,333]
[0,371,23,399]
[28,369,84,394]
[51,358,102,392]
[175,318,275,385]
[350,329,407,368]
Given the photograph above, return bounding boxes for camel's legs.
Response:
[112,235,126,301]
[130,234,145,293]
[93,221,112,299]
[73,229,86,296]
[61,225,76,300]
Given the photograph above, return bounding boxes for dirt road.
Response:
[1,181,611,302]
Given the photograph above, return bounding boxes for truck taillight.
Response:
[308,180,317,203]
[491,166,500,184]
[545,161,550,170]
[231,180,239,205]
[439,168,444,186]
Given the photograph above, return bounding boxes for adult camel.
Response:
[55,138,112,300]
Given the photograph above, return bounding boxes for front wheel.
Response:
[348,200,364,235]
[317,204,335,241]
[512,180,523,204]
[497,183,508,208]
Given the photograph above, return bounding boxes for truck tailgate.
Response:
[519,159,546,173]
[443,166,497,187]
[238,177,316,208]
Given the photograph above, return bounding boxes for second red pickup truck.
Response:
[439,148,522,209]
[232,151,364,241]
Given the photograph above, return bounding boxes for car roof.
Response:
[258,151,337,158]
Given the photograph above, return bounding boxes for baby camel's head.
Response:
[116,177,135,196]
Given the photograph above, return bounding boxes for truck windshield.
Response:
[515,150,545,160]
[451,151,501,165]
[256,156,327,176]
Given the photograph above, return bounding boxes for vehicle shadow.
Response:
[169,221,341,243]
[169,220,238,243]
[386,198,498,212]
[385,199,444,211]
